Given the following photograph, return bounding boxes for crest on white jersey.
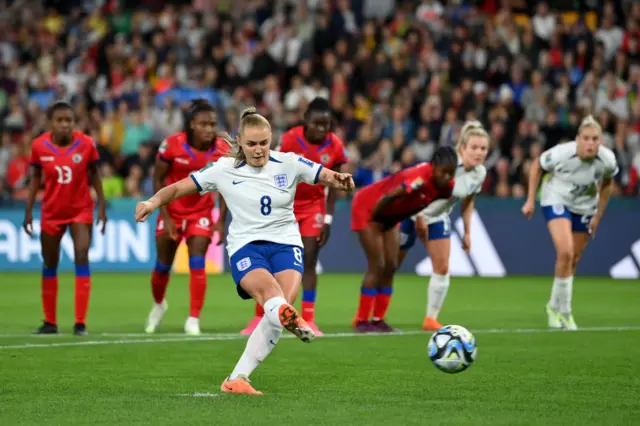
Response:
[72,153,83,164]
[594,170,602,180]
[236,257,252,271]
[274,173,288,189]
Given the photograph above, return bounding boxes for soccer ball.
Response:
[428,325,477,373]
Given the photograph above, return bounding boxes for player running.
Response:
[145,99,231,336]
[135,107,354,395]
[24,100,107,336]
[522,115,618,330]
[351,147,458,332]
[397,121,488,331]
[241,98,348,336]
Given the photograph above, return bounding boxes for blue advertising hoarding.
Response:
[0,199,638,278]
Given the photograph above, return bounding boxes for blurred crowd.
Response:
[1,0,640,203]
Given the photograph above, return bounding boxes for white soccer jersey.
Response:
[539,141,619,215]
[415,162,487,224]
[190,151,323,256]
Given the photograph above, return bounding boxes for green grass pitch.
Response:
[0,273,639,425]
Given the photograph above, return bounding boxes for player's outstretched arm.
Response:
[23,165,42,237]
[135,177,199,223]
[317,168,355,192]
[522,157,542,219]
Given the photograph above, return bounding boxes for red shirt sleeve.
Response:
[332,135,348,167]
[30,140,40,167]
[157,138,173,162]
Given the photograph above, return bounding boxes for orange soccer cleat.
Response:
[220,376,263,395]
[278,304,315,343]
[423,316,443,331]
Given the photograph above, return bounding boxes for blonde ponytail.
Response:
[227,107,272,166]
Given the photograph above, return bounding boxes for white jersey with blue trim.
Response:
[189,151,323,256]
[415,162,487,224]
[539,141,618,215]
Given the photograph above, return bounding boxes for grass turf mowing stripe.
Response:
[1,325,639,349]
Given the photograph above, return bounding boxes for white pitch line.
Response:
[0,326,639,350]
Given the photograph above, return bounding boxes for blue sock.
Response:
[360,287,377,297]
[188,256,205,271]
[154,261,171,274]
[42,267,57,278]
[378,287,393,295]
[75,265,90,277]
[302,289,317,303]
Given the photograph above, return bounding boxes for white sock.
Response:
[229,316,283,380]
[263,296,288,328]
[550,276,574,314]
[427,273,450,319]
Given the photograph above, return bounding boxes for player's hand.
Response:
[334,173,355,192]
[97,208,108,235]
[135,201,155,223]
[163,216,179,240]
[213,220,225,246]
[462,233,471,253]
[588,215,600,239]
[521,200,535,220]
[318,224,331,248]
[23,211,34,237]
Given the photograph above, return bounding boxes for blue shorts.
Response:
[541,205,591,233]
[229,241,304,300]
[399,218,451,251]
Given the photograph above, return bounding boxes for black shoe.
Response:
[73,323,88,336]
[34,321,58,335]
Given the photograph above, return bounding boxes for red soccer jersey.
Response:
[357,163,454,229]
[280,126,348,211]
[30,131,99,220]
[157,132,230,218]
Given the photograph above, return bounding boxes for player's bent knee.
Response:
[556,248,574,266]
[433,263,449,275]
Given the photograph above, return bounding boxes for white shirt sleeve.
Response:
[540,144,570,172]
[291,153,324,184]
[189,162,220,194]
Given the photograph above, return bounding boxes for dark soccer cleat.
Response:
[371,319,400,333]
[73,323,88,336]
[34,321,58,335]
[353,321,378,333]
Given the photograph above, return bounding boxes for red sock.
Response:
[355,287,377,322]
[255,303,264,316]
[301,301,315,322]
[151,262,171,304]
[75,276,91,325]
[42,269,58,324]
[189,268,207,318]
[372,288,393,320]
